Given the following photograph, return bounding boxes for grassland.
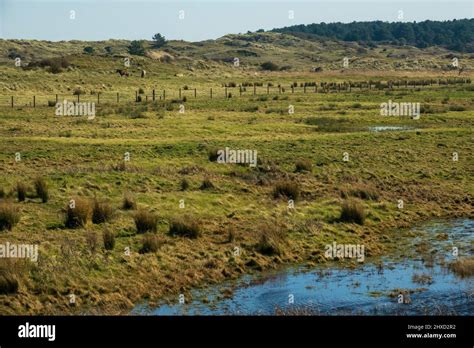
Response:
[0,36,473,314]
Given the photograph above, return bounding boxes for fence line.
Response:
[0,78,470,108]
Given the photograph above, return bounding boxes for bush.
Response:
[200,178,215,190]
[34,177,49,203]
[48,100,56,107]
[83,46,95,54]
[169,216,201,238]
[139,233,162,253]
[92,199,114,224]
[261,61,279,71]
[273,180,300,200]
[295,159,312,172]
[16,182,27,202]
[133,209,158,233]
[339,200,365,225]
[102,229,115,250]
[128,40,146,56]
[122,193,136,210]
[64,198,91,228]
[0,202,20,231]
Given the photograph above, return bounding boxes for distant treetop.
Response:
[272,19,474,52]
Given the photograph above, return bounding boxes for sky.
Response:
[0,0,473,42]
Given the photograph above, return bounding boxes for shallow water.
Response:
[133,219,473,315]
[368,125,414,132]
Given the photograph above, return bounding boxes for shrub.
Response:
[16,182,27,202]
[295,159,312,173]
[339,200,365,225]
[83,46,95,54]
[272,180,300,200]
[200,178,215,190]
[255,224,286,256]
[102,228,115,250]
[139,233,162,253]
[92,199,114,224]
[138,88,145,94]
[169,216,201,238]
[261,61,279,71]
[122,193,136,210]
[34,177,49,203]
[128,40,146,56]
[0,202,20,231]
[64,198,91,228]
[133,209,158,233]
[48,100,56,107]
[0,187,4,198]
[180,178,190,191]
[0,271,19,294]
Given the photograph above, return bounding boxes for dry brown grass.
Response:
[449,258,474,278]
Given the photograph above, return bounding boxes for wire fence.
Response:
[0,78,470,108]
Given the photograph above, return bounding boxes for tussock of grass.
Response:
[34,177,49,203]
[92,199,114,224]
[139,233,163,253]
[273,180,300,200]
[339,199,365,225]
[0,271,19,294]
[64,198,91,228]
[0,201,20,231]
[16,182,27,202]
[295,159,312,173]
[255,224,286,256]
[122,193,136,210]
[102,228,115,250]
[133,209,158,233]
[200,178,215,190]
[449,258,474,278]
[169,216,201,238]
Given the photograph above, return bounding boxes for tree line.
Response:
[272,19,474,52]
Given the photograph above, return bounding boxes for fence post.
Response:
[117,92,119,103]
[11,96,13,108]
[153,89,155,102]
[56,94,58,104]
[210,88,212,99]
[135,91,138,102]
[163,90,166,100]
[77,94,80,103]
[267,85,269,94]
[97,92,100,104]
[239,86,242,97]
[33,96,36,108]
[225,87,227,98]
[291,85,294,93]
[194,88,197,98]
[179,88,181,99]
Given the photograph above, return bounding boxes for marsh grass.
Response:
[339,200,365,225]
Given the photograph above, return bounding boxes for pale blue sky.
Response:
[0,0,472,41]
